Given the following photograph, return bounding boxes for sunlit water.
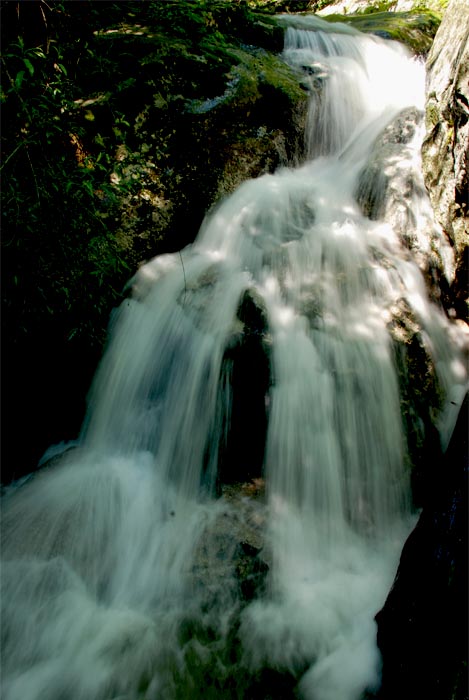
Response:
[1,17,467,700]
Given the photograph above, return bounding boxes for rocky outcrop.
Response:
[376,394,468,700]
[376,4,469,698]
[421,0,469,319]
[316,3,442,55]
[76,28,307,272]
[317,0,446,15]
[356,106,453,280]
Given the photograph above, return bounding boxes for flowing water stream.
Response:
[1,16,467,700]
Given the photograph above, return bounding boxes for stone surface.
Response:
[318,0,447,14]
[376,394,468,700]
[421,0,469,306]
[217,290,272,486]
[376,6,469,697]
[356,107,453,280]
[192,479,269,604]
[286,7,441,56]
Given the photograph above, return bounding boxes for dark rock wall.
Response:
[376,394,468,700]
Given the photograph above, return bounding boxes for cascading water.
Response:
[1,16,467,700]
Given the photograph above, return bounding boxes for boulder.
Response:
[316,5,441,56]
[376,394,468,700]
[356,106,453,279]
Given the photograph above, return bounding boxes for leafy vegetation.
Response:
[1,4,130,348]
[0,0,305,478]
[1,0,289,349]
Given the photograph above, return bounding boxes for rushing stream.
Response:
[1,16,467,700]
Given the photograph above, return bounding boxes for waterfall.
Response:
[1,17,467,700]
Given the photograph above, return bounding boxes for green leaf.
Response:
[30,47,46,60]
[14,71,25,89]
[23,58,34,76]
[57,63,68,76]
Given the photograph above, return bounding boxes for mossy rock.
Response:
[321,9,441,54]
[1,0,307,480]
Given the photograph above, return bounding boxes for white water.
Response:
[1,18,467,700]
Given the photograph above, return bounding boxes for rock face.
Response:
[298,5,441,56]
[377,4,469,698]
[356,106,453,278]
[421,0,469,318]
[217,289,272,487]
[376,395,468,700]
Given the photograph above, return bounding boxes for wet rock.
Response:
[356,108,421,220]
[113,45,307,260]
[192,480,269,605]
[318,0,446,14]
[177,264,222,328]
[316,6,441,56]
[388,299,443,505]
[421,0,469,320]
[376,394,468,700]
[356,107,453,280]
[217,290,272,486]
[376,8,469,697]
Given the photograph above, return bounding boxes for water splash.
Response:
[1,17,467,700]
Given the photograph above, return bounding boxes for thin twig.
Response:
[1,57,32,120]
[39,1,50,54]
[25,145,41,203]
[0,141,25,170]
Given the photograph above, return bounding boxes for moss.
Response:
[1,0,308,480]
[320,9,441,54]
[425,99,441,130]
[226,48,307,111]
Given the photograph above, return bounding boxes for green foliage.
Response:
[1,0,307,478]
[0,0,290,352]
[1,3,132,348]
